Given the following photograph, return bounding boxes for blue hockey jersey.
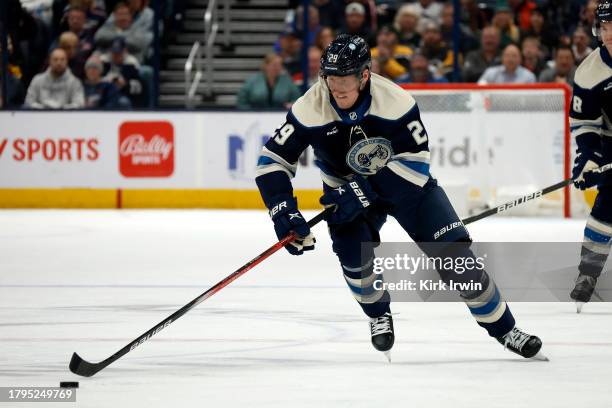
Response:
[255,73,433,207]
[570,46,612,151]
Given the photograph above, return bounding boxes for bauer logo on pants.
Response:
[119,121,174,177]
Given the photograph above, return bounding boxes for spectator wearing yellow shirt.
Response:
[371,25,413,80]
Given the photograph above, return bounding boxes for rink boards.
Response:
[0,107,591,214]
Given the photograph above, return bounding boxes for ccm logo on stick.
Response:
[119,121,174,177]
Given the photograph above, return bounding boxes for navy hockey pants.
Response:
[327,180,516,338]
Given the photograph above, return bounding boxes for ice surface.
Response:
[0,210,610,408]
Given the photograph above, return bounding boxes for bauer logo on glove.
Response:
[268,196,316,255]
[320,175,377,224]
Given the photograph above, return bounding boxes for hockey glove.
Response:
[319,175,377,225]
[572,148,604,190]
[269,195,315,255]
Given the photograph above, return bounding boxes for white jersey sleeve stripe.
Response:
[387,161,429,187]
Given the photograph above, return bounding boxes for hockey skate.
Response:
[570,274,601,313]
[497,327,547,361]
[370,313,394,362]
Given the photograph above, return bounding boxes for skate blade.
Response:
[530,351,549,362]
[383,351,391,363]
[576,301,585,314]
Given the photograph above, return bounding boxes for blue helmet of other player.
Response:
[593,0,612,37]
[320,34,371,78]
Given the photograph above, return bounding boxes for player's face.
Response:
[601,22,612,52]
[326,70,368,109]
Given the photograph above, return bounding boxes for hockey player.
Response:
[255,34,544,360]
[569,0,612,312]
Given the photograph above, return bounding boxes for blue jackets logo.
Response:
[346,137,393,175]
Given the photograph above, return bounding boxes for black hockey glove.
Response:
[269,195,315,256]
[572,147,604,190]
[319,175,377,225]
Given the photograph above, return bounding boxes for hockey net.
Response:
[401,83,585,218]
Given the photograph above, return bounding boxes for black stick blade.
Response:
[69,352,102,377]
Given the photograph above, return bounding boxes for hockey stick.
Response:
[462,162,612,225]
[69,209,330,377]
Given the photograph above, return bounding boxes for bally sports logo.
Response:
[119,121,174,177]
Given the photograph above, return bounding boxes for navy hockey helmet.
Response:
[593,0,612,37]
[320,34,371,77]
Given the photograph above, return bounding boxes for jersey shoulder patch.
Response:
[290,79,341,128]
[574,48,612,90]
[368,73,417,121]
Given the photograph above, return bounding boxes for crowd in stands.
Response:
[0,0,601,110]
[238,0,599,109]
[0,0,184,109]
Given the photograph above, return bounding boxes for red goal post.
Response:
[398,83,572,218]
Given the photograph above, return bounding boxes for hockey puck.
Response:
[59,382,79,388]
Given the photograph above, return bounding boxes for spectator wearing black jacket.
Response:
[83,54,128,108]
[100,37,146,107]
[462,25,502,82]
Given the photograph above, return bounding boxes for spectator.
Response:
[540,0,583,40]
[521,36,546,77]
[0,39,26,108]
[508,0,537,31]
[440,3,478,54]
[492,5,520,48]
[65,6,95,43]
[520,7,558,58]
[237,53,301,110]
[24,48,85,109]
[414,0,443,29]
[338,2,374,46]
[375,0,401,27]
[314,26,335,51]
[580,0,599,30]
[396,53,448,84]
[293,5,322,46]
[292,46,322,88]
[83,54,127,108]
[370,57,382,76]
[461,0,492,33]
[57,31,88,79]
[100,37,146,107]
[312,0,337,29]
[371,25,413,80]
[127,0,154,38]
[462,26,502,82]
[53,0,106,36]
[581,0,602,49]
[394,4,421,49]
[0,69,26,109]
[277,31,303,75]
[94,1,152,63]
[538,45,576,86]
[7,0,50,85]
[419,21,457,80]
[478,44,536,84]
[572,25,593,65]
